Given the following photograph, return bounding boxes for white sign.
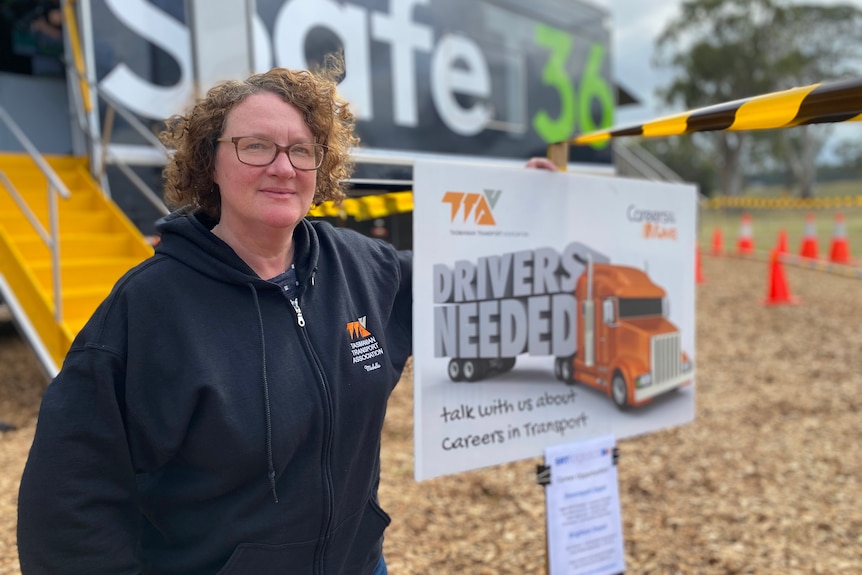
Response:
[88,0,614,164]
[545,435,625,575]
[98,0,501,127]
[412,160,697,480]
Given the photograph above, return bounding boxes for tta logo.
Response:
[346,316,385,366]
[442,189,502,226]
[346,316,371,339]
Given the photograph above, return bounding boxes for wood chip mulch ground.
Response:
[0,254,860,574]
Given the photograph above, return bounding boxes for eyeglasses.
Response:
[216,136,327,170]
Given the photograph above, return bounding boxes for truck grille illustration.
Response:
[651,332,682,386]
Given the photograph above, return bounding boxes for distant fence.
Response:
[699,204,862,279]
[703,195,862,210]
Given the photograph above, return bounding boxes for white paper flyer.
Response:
[545,435,624,575]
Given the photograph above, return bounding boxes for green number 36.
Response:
[532,23,614,149]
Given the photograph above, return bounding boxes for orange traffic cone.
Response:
[764,249,799,306]
[829,213,852,264]
[711,227,723,256]
[696,244,706,284]
[775,229,788,254]
[737,213,754,255]
[798,213,819,260]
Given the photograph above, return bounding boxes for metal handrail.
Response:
[81,87,169,215]
[112,160,169,216]
[98,90,167,152]
[62,0,168,215]
[626,142,684,183]
[613,141,677,182]
[65,67,169,213]
[0,172,53,246]
[0,105,69,323]
[96,94,169,216]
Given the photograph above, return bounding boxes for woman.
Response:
[18,62,410,574]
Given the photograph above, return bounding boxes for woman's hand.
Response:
[524,157,559,171]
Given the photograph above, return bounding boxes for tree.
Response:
[653,0,862,197]
[653,0,780,196]
[769,4,862,197]
[830,138,862,178]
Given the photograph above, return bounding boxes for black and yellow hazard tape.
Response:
[573,77,862,145]
[308,191,413,221]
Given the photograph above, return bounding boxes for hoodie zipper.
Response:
[285,288,336,575]
[288,267,315,326]
[289,298,306,327]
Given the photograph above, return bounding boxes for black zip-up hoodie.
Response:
[17,210,413,575]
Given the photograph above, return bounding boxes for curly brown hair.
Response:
[158,58,358,219]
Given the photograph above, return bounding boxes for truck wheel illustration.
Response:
[462,358,484,382]
[554,356,575,384]
[611,372,629,409]
[447,359,464,382]
[447,358,515,382]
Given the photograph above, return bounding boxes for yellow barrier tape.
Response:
[703,195,862,210]
[64,0,92,113]
[308,191,414,221]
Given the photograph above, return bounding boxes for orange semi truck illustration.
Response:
[443,252,693,409]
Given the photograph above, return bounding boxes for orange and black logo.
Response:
[442,190,502,226]
[346,316,384,367]
[346,316,372,339]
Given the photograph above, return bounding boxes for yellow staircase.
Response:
[0,153,154,376]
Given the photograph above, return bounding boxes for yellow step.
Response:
[0,191,103,214]
[11,232,144,259]
[0,171,90,193]
[0,210,115,235]
[0,152,154,374]
[29,257,145,291]
[44,284,114,325]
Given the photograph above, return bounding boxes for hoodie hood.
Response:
[153,209,320,287]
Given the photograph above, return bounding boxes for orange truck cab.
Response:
[553,261,693,408]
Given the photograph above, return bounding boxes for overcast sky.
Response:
[588,0,862,129]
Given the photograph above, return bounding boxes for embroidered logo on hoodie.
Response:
[347,316,384,365]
